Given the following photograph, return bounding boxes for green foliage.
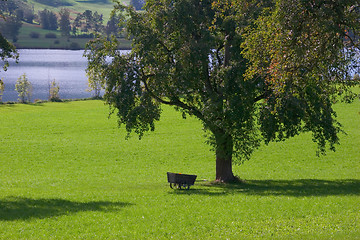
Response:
[105,11,125,37]
[23,8,35,24]
[69,41,80,49]
[45,32,57,38]
[38,9,58,30]
[74,9,104,35]
[49,79,61,101]
[29,31,40,38]
[15,73,32,103]
[242,0,360,154]
[0,100,359,238]
[0,32,18,71]
[86,67,105,98]
[87,0,360,181]
[0,15,22,42]
[86,1,262,176]
[1,0,130,49]
[59,8,71,36]
[0,0,18,71]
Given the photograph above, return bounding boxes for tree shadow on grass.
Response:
[169,179,360,197]
[0,197,133,221]
[0,102,45,108]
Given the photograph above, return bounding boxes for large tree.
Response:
[86,0,360,182]
[39,9,58,30]
[59,8,71,37]
[0,32,18,71]
[74,10,104,35]
[105,12,124,38]
[0,15,22,42]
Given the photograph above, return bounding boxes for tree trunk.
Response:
[215,131,236,182]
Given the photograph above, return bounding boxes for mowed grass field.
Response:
[0,100,359,239]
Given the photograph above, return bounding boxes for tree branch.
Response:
[155,38,175,64]
[216,44,224,66]
[224,35,231,67]
[141,72,205,121]
[254,91,269,103]
[342,31,360,50]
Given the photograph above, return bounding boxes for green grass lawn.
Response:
[0,100,359,239]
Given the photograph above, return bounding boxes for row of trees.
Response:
[0,73,33,103]
[27,8,123,38]
[0,73,61,103]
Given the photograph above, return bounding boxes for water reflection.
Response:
[0,49,93,102]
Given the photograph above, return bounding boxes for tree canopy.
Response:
[86,0,360,182]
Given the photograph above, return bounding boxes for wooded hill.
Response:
[0,0,133,49]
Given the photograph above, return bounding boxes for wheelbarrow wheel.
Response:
[170,183,178,189]
[179,184,190,190]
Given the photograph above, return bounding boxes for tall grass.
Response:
[0,100,359,239]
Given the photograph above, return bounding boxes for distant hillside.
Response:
[26,0,126,19]
[33,0,74,7]
[1,0,131,49]
[32,0,112,7]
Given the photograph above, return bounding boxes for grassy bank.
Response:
[0,100,359,239]
[14,23,131,50]
[25,0,121,20]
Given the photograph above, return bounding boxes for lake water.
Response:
[1,49,102,102]
[1,49,358,103]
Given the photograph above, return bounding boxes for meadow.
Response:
[26,0,121,19]
[9,0,132,49]
[15,24,132,50]
[0,100,359,239]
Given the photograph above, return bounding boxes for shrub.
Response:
[29,32,40,38]
[45,33,57,38]
[34,99,45,104]
[69,42,81,50]
[54,40,60,44]
[75,33,94,38]
[15,73,32,103]
[49,79,61,102]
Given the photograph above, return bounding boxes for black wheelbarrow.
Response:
[167,172,197,190]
